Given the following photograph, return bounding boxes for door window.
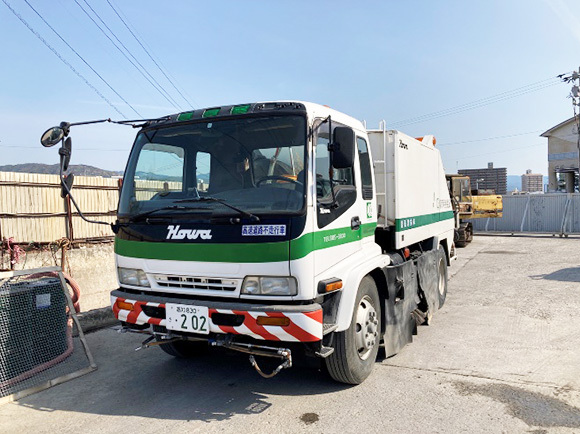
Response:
[315,120,357,228]
[357,137,373,200]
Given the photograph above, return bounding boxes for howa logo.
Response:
[166,225,212,240]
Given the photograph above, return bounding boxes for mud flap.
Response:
[416,249,440,317]
[381,261,418,357]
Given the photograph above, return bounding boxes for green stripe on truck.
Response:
[289,222,376,260]
[396,211,454,231]
[115,222,378,263]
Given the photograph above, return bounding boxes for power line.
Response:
[22,0,142,118]
[391,77,559,126]
[72,0,182,111]
[107,1,197,108]
[105,0,195,109]
[1,0,127,118]
[392,81,559,127]
[80,0,183,110]
[390,77,562,128]
[438,130,544,146]
[455,142,546,161]
[110,1,198,109]
[2,127,548,153]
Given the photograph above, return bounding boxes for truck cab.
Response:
[107,101,453,384]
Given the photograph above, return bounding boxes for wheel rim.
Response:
[354,295,379,360]
[438,256,446,296]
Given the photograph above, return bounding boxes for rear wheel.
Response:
[455,224,468,247]
[436,246,448,308]
[465,223,473,244]
[157,338,208,358]
[325,276,381,384]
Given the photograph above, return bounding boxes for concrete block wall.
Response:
[8,243,117,312]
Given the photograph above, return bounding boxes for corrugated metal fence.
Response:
[470,193,580,235]
[3,172,578,241]
[0,172,118,243]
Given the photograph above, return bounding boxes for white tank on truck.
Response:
[40,101,455,384]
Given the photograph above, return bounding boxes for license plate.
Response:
[165,304,210,334]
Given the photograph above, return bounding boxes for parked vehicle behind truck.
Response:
[445,175,503,247]
[41,101,455,384]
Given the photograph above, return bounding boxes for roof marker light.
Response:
[177,111,194,121]
[203,108,220,118]
[231,104,251,115]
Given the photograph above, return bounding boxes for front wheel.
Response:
[325,276,381,384]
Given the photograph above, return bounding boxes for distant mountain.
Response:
[0,163,122,177]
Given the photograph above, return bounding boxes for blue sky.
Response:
[1,0,580,175]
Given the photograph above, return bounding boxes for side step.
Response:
[315,346,335,358]
[316,324,338,358]
[323,323,338,335]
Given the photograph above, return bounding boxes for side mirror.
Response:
[332,127,355,169]
[41,126,65,147]
[59,137,72,172]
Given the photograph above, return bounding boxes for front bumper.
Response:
[111,289,323,343]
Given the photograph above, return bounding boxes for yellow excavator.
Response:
[445,175,503,247]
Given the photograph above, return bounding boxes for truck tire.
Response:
[455,226,467,247]
[325,275,381,384]
[436,246,448,308]
[157,338,208,358]
[465,224,473,244]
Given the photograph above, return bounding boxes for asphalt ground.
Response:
[1,235,579,433]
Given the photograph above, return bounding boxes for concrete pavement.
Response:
[0,235,579,433]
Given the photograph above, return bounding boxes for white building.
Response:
[521,169,543,193]
[540,116,579,192]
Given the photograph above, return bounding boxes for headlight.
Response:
[241,276,297,296]
[118,267,150,287]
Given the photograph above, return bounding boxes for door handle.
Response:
[351,216,361,230]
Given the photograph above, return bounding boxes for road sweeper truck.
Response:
[40,101,455,384]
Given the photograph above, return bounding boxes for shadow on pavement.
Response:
[530,267,580,282]
[453,381,580,429]
[12,342,348,423]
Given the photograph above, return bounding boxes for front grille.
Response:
[152,274,239,291]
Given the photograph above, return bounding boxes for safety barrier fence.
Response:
[469,193,580,235]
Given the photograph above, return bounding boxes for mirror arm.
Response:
[59,121,71,137]
[326,116,339,209]
[58,150,112,229]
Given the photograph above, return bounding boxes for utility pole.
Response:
[560,67,580,192]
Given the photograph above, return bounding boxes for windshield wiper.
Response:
[174,197,260,222]
[128,205,211,222]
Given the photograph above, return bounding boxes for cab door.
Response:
[313,120,363,276]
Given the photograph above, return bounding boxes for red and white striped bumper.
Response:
[111,295,323,343]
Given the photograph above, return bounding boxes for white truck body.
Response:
[368,128,454,249]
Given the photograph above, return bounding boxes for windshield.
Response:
[118,115,306,217]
